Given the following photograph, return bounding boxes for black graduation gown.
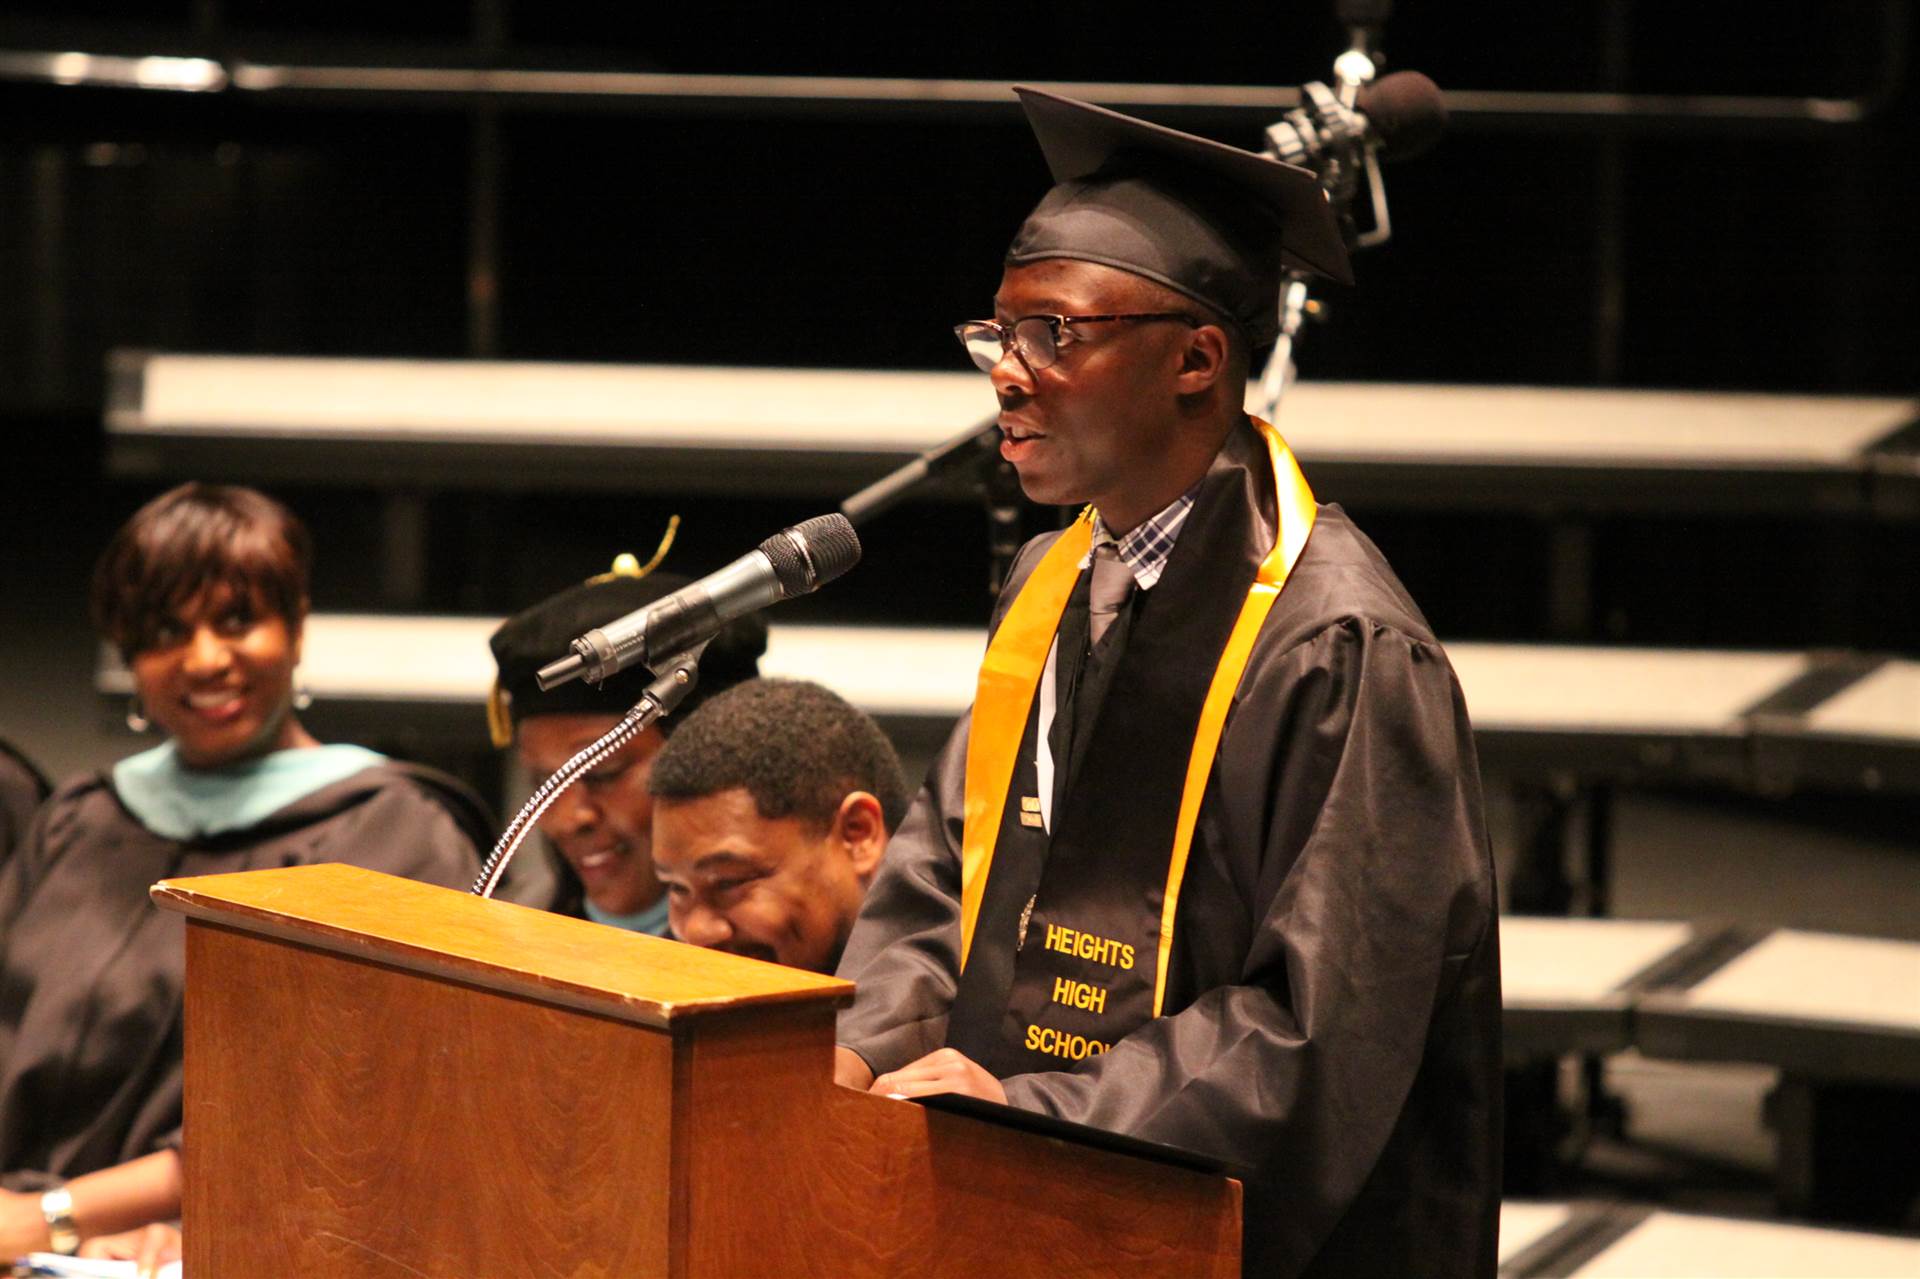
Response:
[835,475,1503,1278]
[0,761,489,1190]
[0,740,49,879]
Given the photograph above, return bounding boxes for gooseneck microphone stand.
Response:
[471,644,704,899]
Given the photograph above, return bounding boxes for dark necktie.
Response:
[1046,541,1137,816]
[1087,541,1135,651]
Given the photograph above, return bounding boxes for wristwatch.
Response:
[39,1186,81,1255]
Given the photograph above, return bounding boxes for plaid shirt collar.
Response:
[1089,486,1198,592]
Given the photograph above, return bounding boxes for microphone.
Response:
[535,514,861,690]
[1265,70,1446,174]
[1263,68,1443,258]
[1357,71,1447,159]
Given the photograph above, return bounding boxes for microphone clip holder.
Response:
[1265,79,1395,253]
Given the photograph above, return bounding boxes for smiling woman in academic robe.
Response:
[0,482,489,1259]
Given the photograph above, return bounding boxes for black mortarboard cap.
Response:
[1005,86,1352,346]
[488,565,767,746]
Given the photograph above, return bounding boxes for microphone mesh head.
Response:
[792,513,862,587]
[1358,71,1446,161]
[760,514,862,597]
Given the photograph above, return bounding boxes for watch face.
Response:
[42,1188,82,1254]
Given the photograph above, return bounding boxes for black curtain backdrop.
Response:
[1,0,1914,649]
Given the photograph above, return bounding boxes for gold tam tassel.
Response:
[486,679,514,750]
[589,515,680,585]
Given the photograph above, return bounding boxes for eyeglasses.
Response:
[953,313,1197,373]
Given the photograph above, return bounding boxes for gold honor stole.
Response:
[958,417,1317,1017]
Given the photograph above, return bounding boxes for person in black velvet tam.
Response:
[830,88,1503,1279]
[488,553,767,933]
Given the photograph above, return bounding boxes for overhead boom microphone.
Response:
[535,513,861,690]
[840,415,1001,528]
[1355,71,1446,160]
[1265,70,1446,174]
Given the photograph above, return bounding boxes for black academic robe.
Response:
[836,460,1503,1278]
[0,740,49,878]
[0,761,489,1190]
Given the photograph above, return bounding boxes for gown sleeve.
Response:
[0,745,48,884]
[0,783,71,943]
[307,773,485,890]
[834,712,971,1073]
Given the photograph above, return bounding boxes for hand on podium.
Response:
[80,1221,183,1275]
[870,1048,1008,1104]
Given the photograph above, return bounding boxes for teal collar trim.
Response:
[584,893,672,937]
[111,740,387,842]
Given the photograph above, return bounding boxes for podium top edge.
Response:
[152,863,853,1028]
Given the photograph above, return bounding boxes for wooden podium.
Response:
[153,863,1241,1277]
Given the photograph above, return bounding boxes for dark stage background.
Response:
[1,1,1916,772]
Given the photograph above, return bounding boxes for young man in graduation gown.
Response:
[831,88,1502,1279]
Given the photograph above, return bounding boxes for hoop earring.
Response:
[126,697,151,733]
[293,671,313,712]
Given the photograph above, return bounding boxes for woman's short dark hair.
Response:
[91,482,312,657]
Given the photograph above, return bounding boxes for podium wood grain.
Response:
[157,863,1239,1278]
